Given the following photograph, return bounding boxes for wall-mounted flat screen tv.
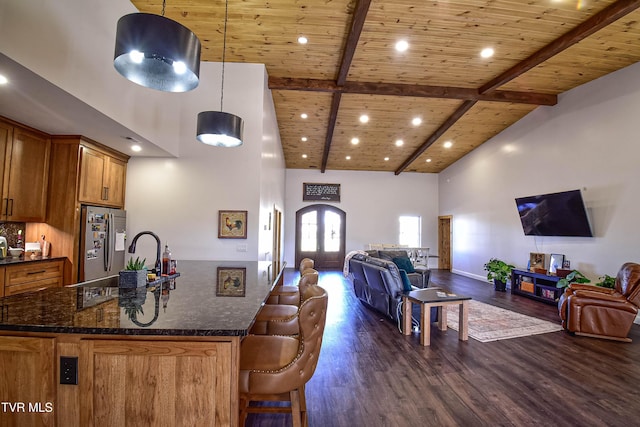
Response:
[515,189,593,237]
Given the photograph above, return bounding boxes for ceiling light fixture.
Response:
[412,117,422,126]
[0,74,8,85]
[395,139,404,147]
[302,154,308,158]
[395,40,409,52]
[131,144,142,152]
[298,36,308,44]
[346,156,351,160]
[384,157,390,161]
[480,47,494,58]
[444,141,453,148]
[301,137,308,142]
[301,113,308,119]
[359,114,369,123]
[351,137,359,145]
[114,0,201,92]
[196,0,244,147]
[426,158,432,163]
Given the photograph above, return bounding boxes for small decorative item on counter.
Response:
[162,244,172,276]
[16,230,23,249]
[41,235,50,258]
[25,242,41,259]
[119,257,148,288]
[0,236,7,258]
[8,247,24,258]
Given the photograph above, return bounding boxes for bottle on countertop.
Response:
[162,244,172,276]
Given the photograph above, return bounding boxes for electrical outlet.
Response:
[60,356,78,385]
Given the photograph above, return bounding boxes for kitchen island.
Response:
[0,260,285,426]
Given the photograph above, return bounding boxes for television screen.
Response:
[515,189,593,237]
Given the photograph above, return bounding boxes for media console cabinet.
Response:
[511,268,563,304]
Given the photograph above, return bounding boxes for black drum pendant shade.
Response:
[197,111,244,147]
[114,13,201,92]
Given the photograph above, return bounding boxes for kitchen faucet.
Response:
[127,231,162,275]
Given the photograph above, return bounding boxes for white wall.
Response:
[439,60,640,282]
[125,63,286,264]
[283,169,439,266]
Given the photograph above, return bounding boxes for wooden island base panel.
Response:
[402,288,471,346]
[0,260,285,427]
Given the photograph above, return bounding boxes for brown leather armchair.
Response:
[267,269,318,306]
[239,285,328,427]
[558,262,640,341]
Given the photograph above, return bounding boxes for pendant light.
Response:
[114,0,201,92]
[196,0,244,147]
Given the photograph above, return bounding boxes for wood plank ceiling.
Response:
[132,0,640,174]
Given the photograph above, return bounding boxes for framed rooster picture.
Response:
[218,210,247,239]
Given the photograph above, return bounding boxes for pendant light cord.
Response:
[161,0,166,16]
[220,0,229,111]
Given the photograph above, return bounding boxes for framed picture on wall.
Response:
[218,210,247,239]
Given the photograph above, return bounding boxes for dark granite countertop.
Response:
[0,260,284,337]
[0,255,66,266]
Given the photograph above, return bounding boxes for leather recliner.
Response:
[558,262,640,341]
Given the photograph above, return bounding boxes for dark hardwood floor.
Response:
[246,269,640,427]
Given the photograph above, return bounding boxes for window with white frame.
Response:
[399,215,421,247]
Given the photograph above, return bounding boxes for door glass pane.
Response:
[324,211,341,252]
[300,211,317,251]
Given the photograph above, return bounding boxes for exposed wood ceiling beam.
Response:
[396,0,640,175]
[268,77,557,106]
[395,101,477,175]
[480,0,640,93]
[321,0,372,172]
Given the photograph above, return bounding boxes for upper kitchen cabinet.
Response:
[0,118,50,222]
[78,145,127,208]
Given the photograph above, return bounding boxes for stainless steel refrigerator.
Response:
[79,205,127,282]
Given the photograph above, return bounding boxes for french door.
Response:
[295,204,346,270]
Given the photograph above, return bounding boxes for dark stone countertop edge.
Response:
[0,256,66,266]
[0,324,248,337]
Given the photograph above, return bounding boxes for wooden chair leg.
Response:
[239,396,249,427]
[299,384,308,427]
[290,389,302,427]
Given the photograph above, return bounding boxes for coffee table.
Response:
[402,288,472,346]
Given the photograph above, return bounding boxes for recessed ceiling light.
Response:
[359,114,369,124]
[395,40,409,52]
[351,137,359,145]
[480,47,494,58]
[411,117,422,126]
[300,113,308,119]
[298,36,308,44]
[443,141,453,148]
[395,139,404,147]
[302,154,308,158]
[426,158,432,163]
[0,75,8,85]
[384,157,390,161]
[131,144,142,152]
[301,137,308,142]
[345,156,351,160]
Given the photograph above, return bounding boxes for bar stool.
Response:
[299,258,314,271]
[239,285,328,427]
[267,269,318,306]
[250,272,320,335]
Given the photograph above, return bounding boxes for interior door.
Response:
[438,215,452,270]
[295,204,346,270]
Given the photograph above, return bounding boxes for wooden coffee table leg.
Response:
[420,303,431,346]
[437,306,446,331]
[459,300,469,341]
[402,296,411,336]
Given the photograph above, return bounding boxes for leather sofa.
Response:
[558,262,640,341]
[366,249,430,288]
[348,253,436,326]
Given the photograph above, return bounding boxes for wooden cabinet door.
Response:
[80,339,236,426]
[78,146,107,205]
[3,126,50,222]
[0,336,56,426]
[0,121,10,205]
[105,156,127,208]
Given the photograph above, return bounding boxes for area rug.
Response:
[446,300,563,342]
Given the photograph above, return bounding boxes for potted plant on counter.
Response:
[484,258,515,292]
[119,257,147,288]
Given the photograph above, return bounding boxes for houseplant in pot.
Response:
[555,269,590,290]
[484,258,515,291]
[119,257,147,288]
